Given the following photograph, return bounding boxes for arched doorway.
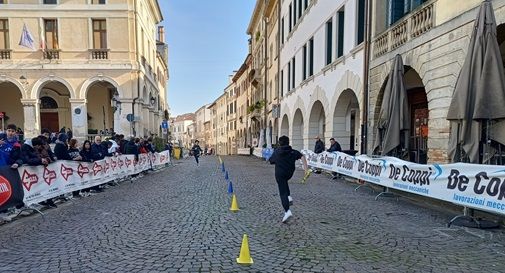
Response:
[292,109,304,150]
[86,81,117,136]
[39,82,72,134]
[333,89,360,152]
[374,66,428,163]
[0,82,24,133]
[309,100,326,142]
[280,114,289,137]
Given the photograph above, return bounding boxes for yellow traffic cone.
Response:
[230,194,240,212]
[236,234,253,265]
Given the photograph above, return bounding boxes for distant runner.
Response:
[191,140,203,166]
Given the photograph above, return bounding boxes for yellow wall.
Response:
[435,0,481,25]
[0,83,24,130]
[86,84,114,131]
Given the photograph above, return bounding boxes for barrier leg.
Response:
[16,205,45,218]
[354,180,375,193]
[374,187,398,201]
[447,207,486,228]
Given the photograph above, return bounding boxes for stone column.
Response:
[21,99,39,139]
[69,99,87,141]
[266,126,272,148]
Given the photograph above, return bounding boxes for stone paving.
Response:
[0,155,505,273]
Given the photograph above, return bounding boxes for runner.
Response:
[268,135,308,223]
[191,140,203,166]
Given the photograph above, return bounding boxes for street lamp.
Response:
[150,96,156,107]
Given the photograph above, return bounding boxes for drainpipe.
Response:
[132,0,140,137]
[263,0,268,145]
[276,0,281,145]
[361,0,372,154]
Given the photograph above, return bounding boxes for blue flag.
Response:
[18,24,36,50]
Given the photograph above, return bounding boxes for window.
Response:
[291,57,295,90]
[275,73,279,98]
[337,9,345,58]
[92,19,107,49]
[309,37,314,76]
[288,4,292,32]
[293,0,297,26]
[325,18,333,65]
[43,0,57,4]
[281,17,285,43]
[280,70,284,97]
[298,0,302,19]
[91,0,106,3]
[44,19,58,49]
[0,0,6,4]
[302,44,307,80]
[287,63,291,91]
[0,19,8,49]
[357,0,365,45]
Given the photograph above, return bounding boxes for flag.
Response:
[39,21,46,51]
[18,24,36,50]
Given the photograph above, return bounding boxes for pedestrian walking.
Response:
[268,135,308,223]
[191,140,202,166]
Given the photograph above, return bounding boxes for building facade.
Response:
[0,0,168,140]
[368,0,505,163]
[194,104,211,148]
[278,0,366,152]
[169,113,194,148]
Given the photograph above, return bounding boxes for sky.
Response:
[159,0,256,116]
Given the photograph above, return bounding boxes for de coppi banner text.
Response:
[302,150,505,216]
[19,151,171,205]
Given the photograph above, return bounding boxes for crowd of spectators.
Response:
[0,123,164,208]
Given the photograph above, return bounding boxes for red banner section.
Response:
[19,151,171,205]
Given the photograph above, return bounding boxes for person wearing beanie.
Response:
[54,133,71,161]
[268,135,308,223]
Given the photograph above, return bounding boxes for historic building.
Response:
[278,0,366,152]
[368,0,505,163]
[169,113,194,148]
[0,0,168,140]
[194,104,212,149]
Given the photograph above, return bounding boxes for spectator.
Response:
[91,136,110,161]
[118,134,127,154]
[314,136,324,154]
[79,140,93,162]
[165,141,173,158]
[107,138,120,155]
[39,129,56,162]
[54,133,72,161]
[66,128,73,140]
[125,137,139,162]
[147,137,156,153]
[327,138,342,179]
[0,124,21,168]
[21,137,45,166]
[67,139,82,161]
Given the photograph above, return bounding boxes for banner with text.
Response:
[302,150,505,216]
[20,151,171,205]
[0,166,25,211]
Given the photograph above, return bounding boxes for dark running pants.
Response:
[195,155,199,164]
[276,175,291,212]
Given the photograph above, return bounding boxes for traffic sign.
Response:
[161,120,169,129]
[126,113,134,122]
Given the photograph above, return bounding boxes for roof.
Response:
[171,113,195,122]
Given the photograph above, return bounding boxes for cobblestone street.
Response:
[1,156,505,273]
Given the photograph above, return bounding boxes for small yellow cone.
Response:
[230,194,240,212]
[236,234,253,265]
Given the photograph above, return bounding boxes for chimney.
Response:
[158,26,165,43]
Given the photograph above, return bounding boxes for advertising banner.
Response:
[302,150,505,216]
[19,151,170,206]
[0,166,24,211]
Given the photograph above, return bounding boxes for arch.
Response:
[291,109,304,150]
[79,75,121,99]
[0,76,27,98]
[307,86,329,120]
[86,81,117,135]
[0,80,25,132]
[373,64,428,163]
[31,76,76,99]
[330,70,363,114]
[308,100,326,141]
[40,96,58,109]
[333,89,360,151]
[280,114,289,137]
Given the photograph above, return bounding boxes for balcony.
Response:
[373,2,434,58]
[0,49,11,60]
[89,49,109,60]
[43,49,61,60]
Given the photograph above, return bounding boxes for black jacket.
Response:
[191,144,202,156]
[268,145,303,179]
[20,144,42,166]
[91,143,110,161]
[125,140,139,160]
[314,140,324,154]
[327,141,342,153]
[54,142,71,161]
[80,149,93,162]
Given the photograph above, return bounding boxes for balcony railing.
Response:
[373,2,434,58]
[0,49,11,60]
[89,49,109,59]
[43,49,61,60]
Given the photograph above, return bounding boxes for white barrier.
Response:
[19,151,171,205]
[302,150,505,216]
